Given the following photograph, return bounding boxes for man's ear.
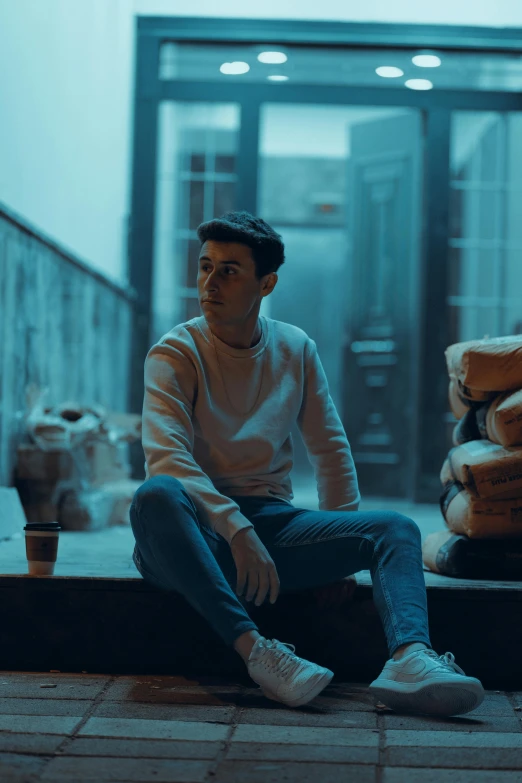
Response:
[264,273,277,293]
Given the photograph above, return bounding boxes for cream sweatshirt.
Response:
[142,315,360,544]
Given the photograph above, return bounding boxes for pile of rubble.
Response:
[14,385,143,531]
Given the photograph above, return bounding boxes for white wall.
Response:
[0,0,521,286]
[0,0,134,285]
[134,0,522,27]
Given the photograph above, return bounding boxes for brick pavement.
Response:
[1,671,522,782]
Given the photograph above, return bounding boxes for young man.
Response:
[130,211,484,715]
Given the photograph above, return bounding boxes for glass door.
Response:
[257,104,424,497]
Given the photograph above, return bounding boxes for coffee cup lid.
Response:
[24,522,61,532]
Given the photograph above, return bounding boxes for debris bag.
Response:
[21,384,141,491]
[441,441,522,501]
[58,479,142,532]
[25,385,105,453]
[476,389,522,449]
[422,529,522,579]
[440,482,522,539]
[16,441,131,487]
[445,335,522,398]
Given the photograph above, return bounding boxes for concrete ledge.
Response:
[1,571,520,689]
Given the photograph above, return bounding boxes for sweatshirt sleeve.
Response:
[141,341,254,544]
[297,338,361,512]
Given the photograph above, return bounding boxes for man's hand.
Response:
[230,527,280,607]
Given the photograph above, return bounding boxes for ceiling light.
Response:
[412,54,442,68]
[405,78,433,90]
[258,51,288,64]
[268,75,289,81]
[220,61,250,75]
[376,66,404,78]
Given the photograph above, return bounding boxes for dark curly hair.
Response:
[196,211,285,280]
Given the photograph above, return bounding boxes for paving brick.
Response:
[382,713,520,733]
[0,714,82,735]
[0,697,93,716]
[41,755,210,782]
[383,746,522,769]
[58,737,221,759]
[104,677,241,705]
[214,760,377,783]
[0,732,63,755]
[0,751,49,782]
[220,684,376,711]
[79,717,230,741]
[92,701,235,723]
[226,742,378,764]
[385,730,522,748]
[0,673,109,699]
[469,693,518,717]
[325,682,373,694]
[511,692,522,708]
[312,692,378,712]
[237,706,377,728]
[232,724,379,746]
[383,768,522,782]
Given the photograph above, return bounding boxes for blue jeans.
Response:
[130,475,432,658]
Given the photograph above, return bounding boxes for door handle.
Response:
[350,340,397,354]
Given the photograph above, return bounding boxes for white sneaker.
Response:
[247,637,334,708]
[369,648,485,716]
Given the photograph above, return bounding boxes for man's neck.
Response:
[209,318,262,349]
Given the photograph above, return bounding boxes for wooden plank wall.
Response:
[0,203,137,487]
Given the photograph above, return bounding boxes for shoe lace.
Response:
[420,649,466,675]
[261,639,303,678]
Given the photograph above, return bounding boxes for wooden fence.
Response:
[0,202,137,486]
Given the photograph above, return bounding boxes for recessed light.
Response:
[405,78,433,90]
[412,54,441,68]
[258,51,288,64]
[268,75,289,81]
[220,61,250,75]
[376,66,404,78]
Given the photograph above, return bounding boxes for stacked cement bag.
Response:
[423,335,522,578]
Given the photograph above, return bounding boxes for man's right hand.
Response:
[230,527,280,607]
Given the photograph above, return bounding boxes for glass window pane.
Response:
[214,181,235,217]
[189,180,205,229]
[160,41,522,92]
[448,111,522,347]
[152,102,240,342]
[190,154,205,172]
[215,154,236,173]
[185,297,202,322]
[186,238,201,288]
[450,188,501,241]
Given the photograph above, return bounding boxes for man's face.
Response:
[198,240,275,324]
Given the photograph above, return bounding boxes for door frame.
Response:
[129,16,522,500]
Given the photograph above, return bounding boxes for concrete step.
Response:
[1,522,521,689]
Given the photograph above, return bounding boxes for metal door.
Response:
[342,112,423,497]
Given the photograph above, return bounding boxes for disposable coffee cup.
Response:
[24,522,61,575]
